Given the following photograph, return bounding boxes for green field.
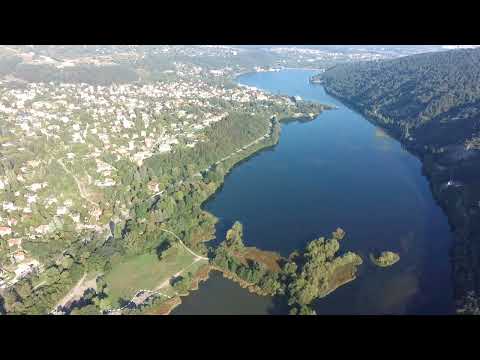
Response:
[104,244,206,307]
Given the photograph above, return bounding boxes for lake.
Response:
[172,69,454,315]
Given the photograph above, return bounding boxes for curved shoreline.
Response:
[166,69,454,315]
[210,266,275,297]
[158,70,361,315]
[129,79,327,315]
[322,83,458,309]
[145,264,213,315]
[164,70,345,315]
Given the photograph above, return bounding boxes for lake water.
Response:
[173,69,454,315]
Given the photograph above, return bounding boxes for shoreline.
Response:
[124,92,327,315]
[210,266,274,297]
[321,84,459,309]
[145,264,213,315]
[145,71,354,315]
[232,66,319,84]
[197,96,327,240]
[163,71,345,314]
[160,69,457,315]
[153,265,273,315]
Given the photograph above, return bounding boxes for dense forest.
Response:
[322,48,480,150]
[322,48,480,313]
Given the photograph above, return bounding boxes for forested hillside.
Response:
[322,48,480,150]
[322,48,480,313]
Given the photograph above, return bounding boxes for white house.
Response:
[0,226,12,237]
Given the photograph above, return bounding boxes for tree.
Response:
[45,266,61,285]
[332,228,346,241]
[283,229,362,313]
[173,274,191,294]
[103,260,112,273]
[94,297,112,311]
[15,280,33,300]
[283,261,297,275]
[60,255,74,270]
[0,294,5,315]
[226,221,244,250]
[298,305,316,315]
[1,289,19,313]
[257,272,282,295]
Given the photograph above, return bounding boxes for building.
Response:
[12,250,26,263]
[7,238,22,247]
[0,226,12,237]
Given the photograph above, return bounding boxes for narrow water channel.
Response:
[172,69,454,315]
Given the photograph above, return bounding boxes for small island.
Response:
[369,251,400,267]
[208,223,363,315]
[280,99,334,124]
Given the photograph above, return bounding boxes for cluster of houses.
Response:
[0,61,297,290]
[269,47,388,62]
[0,224,41,289]
[149,45,241,59]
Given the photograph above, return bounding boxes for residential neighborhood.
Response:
[0,58,298,291]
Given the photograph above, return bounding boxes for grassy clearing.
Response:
[143,297,182,315]
[140,263,212,315]
[154,259,209,298]
[232,246,283,273]
[243,247,282,272]
[104,244,204,307]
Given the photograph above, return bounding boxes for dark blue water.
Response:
[173,69,454,315]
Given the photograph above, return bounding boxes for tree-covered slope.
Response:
[322,48,480,150]
[322,48,480,313]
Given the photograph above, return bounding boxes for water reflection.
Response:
[175,69,454,315]
[377,269,420,314]
[399,231,415,254]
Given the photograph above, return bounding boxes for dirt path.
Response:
[57,159,97,207]
[158,228,208,261]
[105,257,207,315]
[156,257,203,290]
[203,120,273,173]
[51,273,87,314]
[32,280,47,291]
[213,125,272,167]
[51,273,98,314]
